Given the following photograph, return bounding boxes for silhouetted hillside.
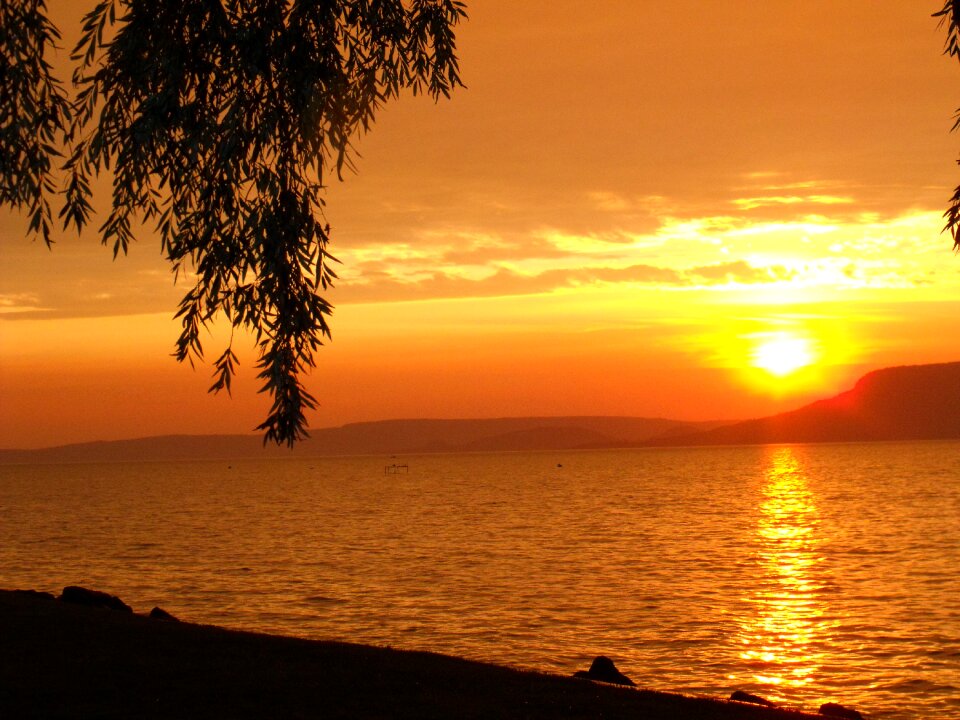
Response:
[6,362,956,463]
[0,416,720,464]
[653,362,960,447]
[305,417,722,455]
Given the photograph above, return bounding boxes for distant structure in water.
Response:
[384,463,409,475]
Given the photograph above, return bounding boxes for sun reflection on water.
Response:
[739,447,831,694]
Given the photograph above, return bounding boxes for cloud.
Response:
[327,209,952,307]
[587,191,669,214]
[438,235,572,265]
[333,260,797,304]
[588,191,631,212]
[687,261,796,283]
[343,226,661,276]
[0,293,46,314]
[4,203,949,321]
[732,195,855,210]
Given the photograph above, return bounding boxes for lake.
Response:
[1,441,958,718]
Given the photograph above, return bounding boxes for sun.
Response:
[752,334,815,377]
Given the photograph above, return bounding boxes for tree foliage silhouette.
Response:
[936,0,960,250]
[0,0,465,446]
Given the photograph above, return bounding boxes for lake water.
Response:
[1,442,958,718]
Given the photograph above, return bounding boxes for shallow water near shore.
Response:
[2,441,958,718]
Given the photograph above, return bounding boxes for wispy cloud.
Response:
[3,203,950,319]
[333,209,950,305]
[587,191,669,213]
[733,195,855,210]
[335,259,800,304]
[688,261,796,283]
[0,293,46,314]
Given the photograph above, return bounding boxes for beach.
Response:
[0,588,832,720]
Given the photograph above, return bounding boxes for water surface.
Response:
[1,441,958,718]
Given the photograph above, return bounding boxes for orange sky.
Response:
[2,1,960,448]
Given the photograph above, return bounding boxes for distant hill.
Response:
[652,361,960,447]
[0,416,722,465]
[4,362,958,464]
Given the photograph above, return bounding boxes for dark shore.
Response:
[0,589,828,719]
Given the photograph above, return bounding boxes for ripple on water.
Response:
[0,443,958,720]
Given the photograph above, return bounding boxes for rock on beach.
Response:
[572,656,636,686]
[59,585,132,613]
[0,588,838,719]
[730,690,776,707]
[819,702,864,720]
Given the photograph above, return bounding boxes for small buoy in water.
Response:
[557,463,563,468]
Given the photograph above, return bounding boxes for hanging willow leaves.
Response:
[936,0,960,249]
[0,0,72,246]
[1,0,466,446]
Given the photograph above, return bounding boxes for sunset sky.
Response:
[2,1,960,448]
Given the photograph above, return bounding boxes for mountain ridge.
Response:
[0,416,722,464]
[3,361,958,464]
[650,361,960,447]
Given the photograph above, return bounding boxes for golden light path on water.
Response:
[738,447,837,697]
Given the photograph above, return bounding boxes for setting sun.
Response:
[752,334,816,377]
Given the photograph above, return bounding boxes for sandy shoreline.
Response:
[0,588,832,719]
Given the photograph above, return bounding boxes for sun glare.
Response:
[752,334,815,377]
